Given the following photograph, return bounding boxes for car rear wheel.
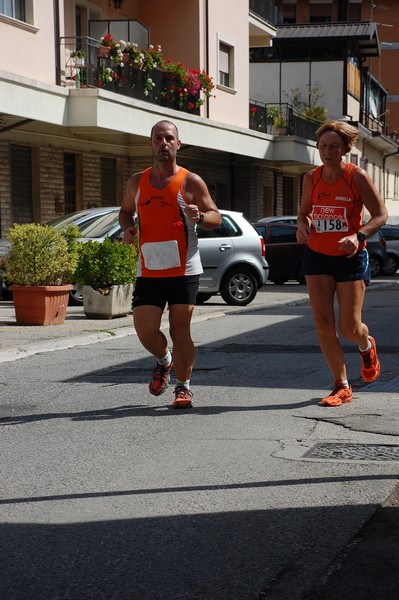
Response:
[382,254,399,275]
[220,267,258,306]
[369,255,382,278]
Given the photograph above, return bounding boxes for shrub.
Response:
[74,237,137,294]
[5,223,80,286]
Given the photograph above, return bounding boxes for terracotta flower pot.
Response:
[10,285,72,326]
[98,46,110,59]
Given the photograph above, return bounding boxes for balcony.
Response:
[60,36,212,116]
[249,101,320,139]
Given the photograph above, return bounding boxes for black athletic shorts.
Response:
[302,246,371,286]
[132,275,200,309]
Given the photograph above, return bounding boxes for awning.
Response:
[275,22,380,57]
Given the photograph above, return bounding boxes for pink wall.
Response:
[0,3,57,84]
[139,0,201,68]
[207,0,249,126]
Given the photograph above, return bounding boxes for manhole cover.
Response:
[303,443,399,461]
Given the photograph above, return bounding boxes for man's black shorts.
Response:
[302,246,371,286]
[133,275,200,309]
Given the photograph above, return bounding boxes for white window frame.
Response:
[217,34,236,93]
[0,0,35,30]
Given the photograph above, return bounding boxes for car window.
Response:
[46,211,94,229]
[196,214,242,238]
[269,225,297,244]
[79,212,120,238]
[381,227,399,241]
[254,225,266,238]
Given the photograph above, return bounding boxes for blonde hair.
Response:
[316,120,359,153]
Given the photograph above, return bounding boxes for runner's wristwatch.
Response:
[356,230,366,243]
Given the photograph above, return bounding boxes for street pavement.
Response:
[0,279,398,599]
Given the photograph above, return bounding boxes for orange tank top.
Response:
[136,166,192,278]
[307,162,364,256]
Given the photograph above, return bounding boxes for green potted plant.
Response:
[273,114,288,134]
[74,237,137,319]
[5,223,80,325]
[70,49,86,66]
[266,105,281,131]
[303,105,328,123]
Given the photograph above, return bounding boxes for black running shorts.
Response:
[302,246,371,286]
[132,275,200,309]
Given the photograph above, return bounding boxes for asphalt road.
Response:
[0,280,398,599]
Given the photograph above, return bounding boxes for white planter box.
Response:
[82,284,133,319]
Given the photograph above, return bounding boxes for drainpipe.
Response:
[54,0,61,85]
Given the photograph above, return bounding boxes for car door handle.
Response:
[219,244,231,252]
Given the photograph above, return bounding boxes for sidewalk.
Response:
[0,284,310,363]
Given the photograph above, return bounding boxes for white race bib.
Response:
[141,240,181,270]
[312,206,349,233]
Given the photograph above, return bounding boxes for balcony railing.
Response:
[249,101,320,139]
[360,110,388,137]
[60,36,201,115]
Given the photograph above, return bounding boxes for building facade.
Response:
[0,0,398,237]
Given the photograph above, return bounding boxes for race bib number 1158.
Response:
[312,206,348,233]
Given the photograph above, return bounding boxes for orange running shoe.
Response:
[172,386,193,409]
[321,383,352,407]
[149,360,173,396]
[360,336,380,383]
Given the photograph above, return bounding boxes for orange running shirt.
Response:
[307,162,364,256]
[135,166,202,278]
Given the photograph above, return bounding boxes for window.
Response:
[281,4,296,24]
[282,176,294,215]
[64,153,77,214]
[90,19,149,48]
[218,41,234,89]
[10,145,33,223]
[394,171,399,200]
[196,214,241,238]
[309,2,332,23]
[100,157,116,206]
[382,226,399,241]
[269,225,297,244]
[348,3,361,21]
[0,0,26,21]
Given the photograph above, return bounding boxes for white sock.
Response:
[158,350,172,366]
[340,379,349,388]
[359,339,372,353]
[176,380,190,389]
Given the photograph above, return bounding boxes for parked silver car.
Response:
[196,209,269,305]
[78,209,269,306]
